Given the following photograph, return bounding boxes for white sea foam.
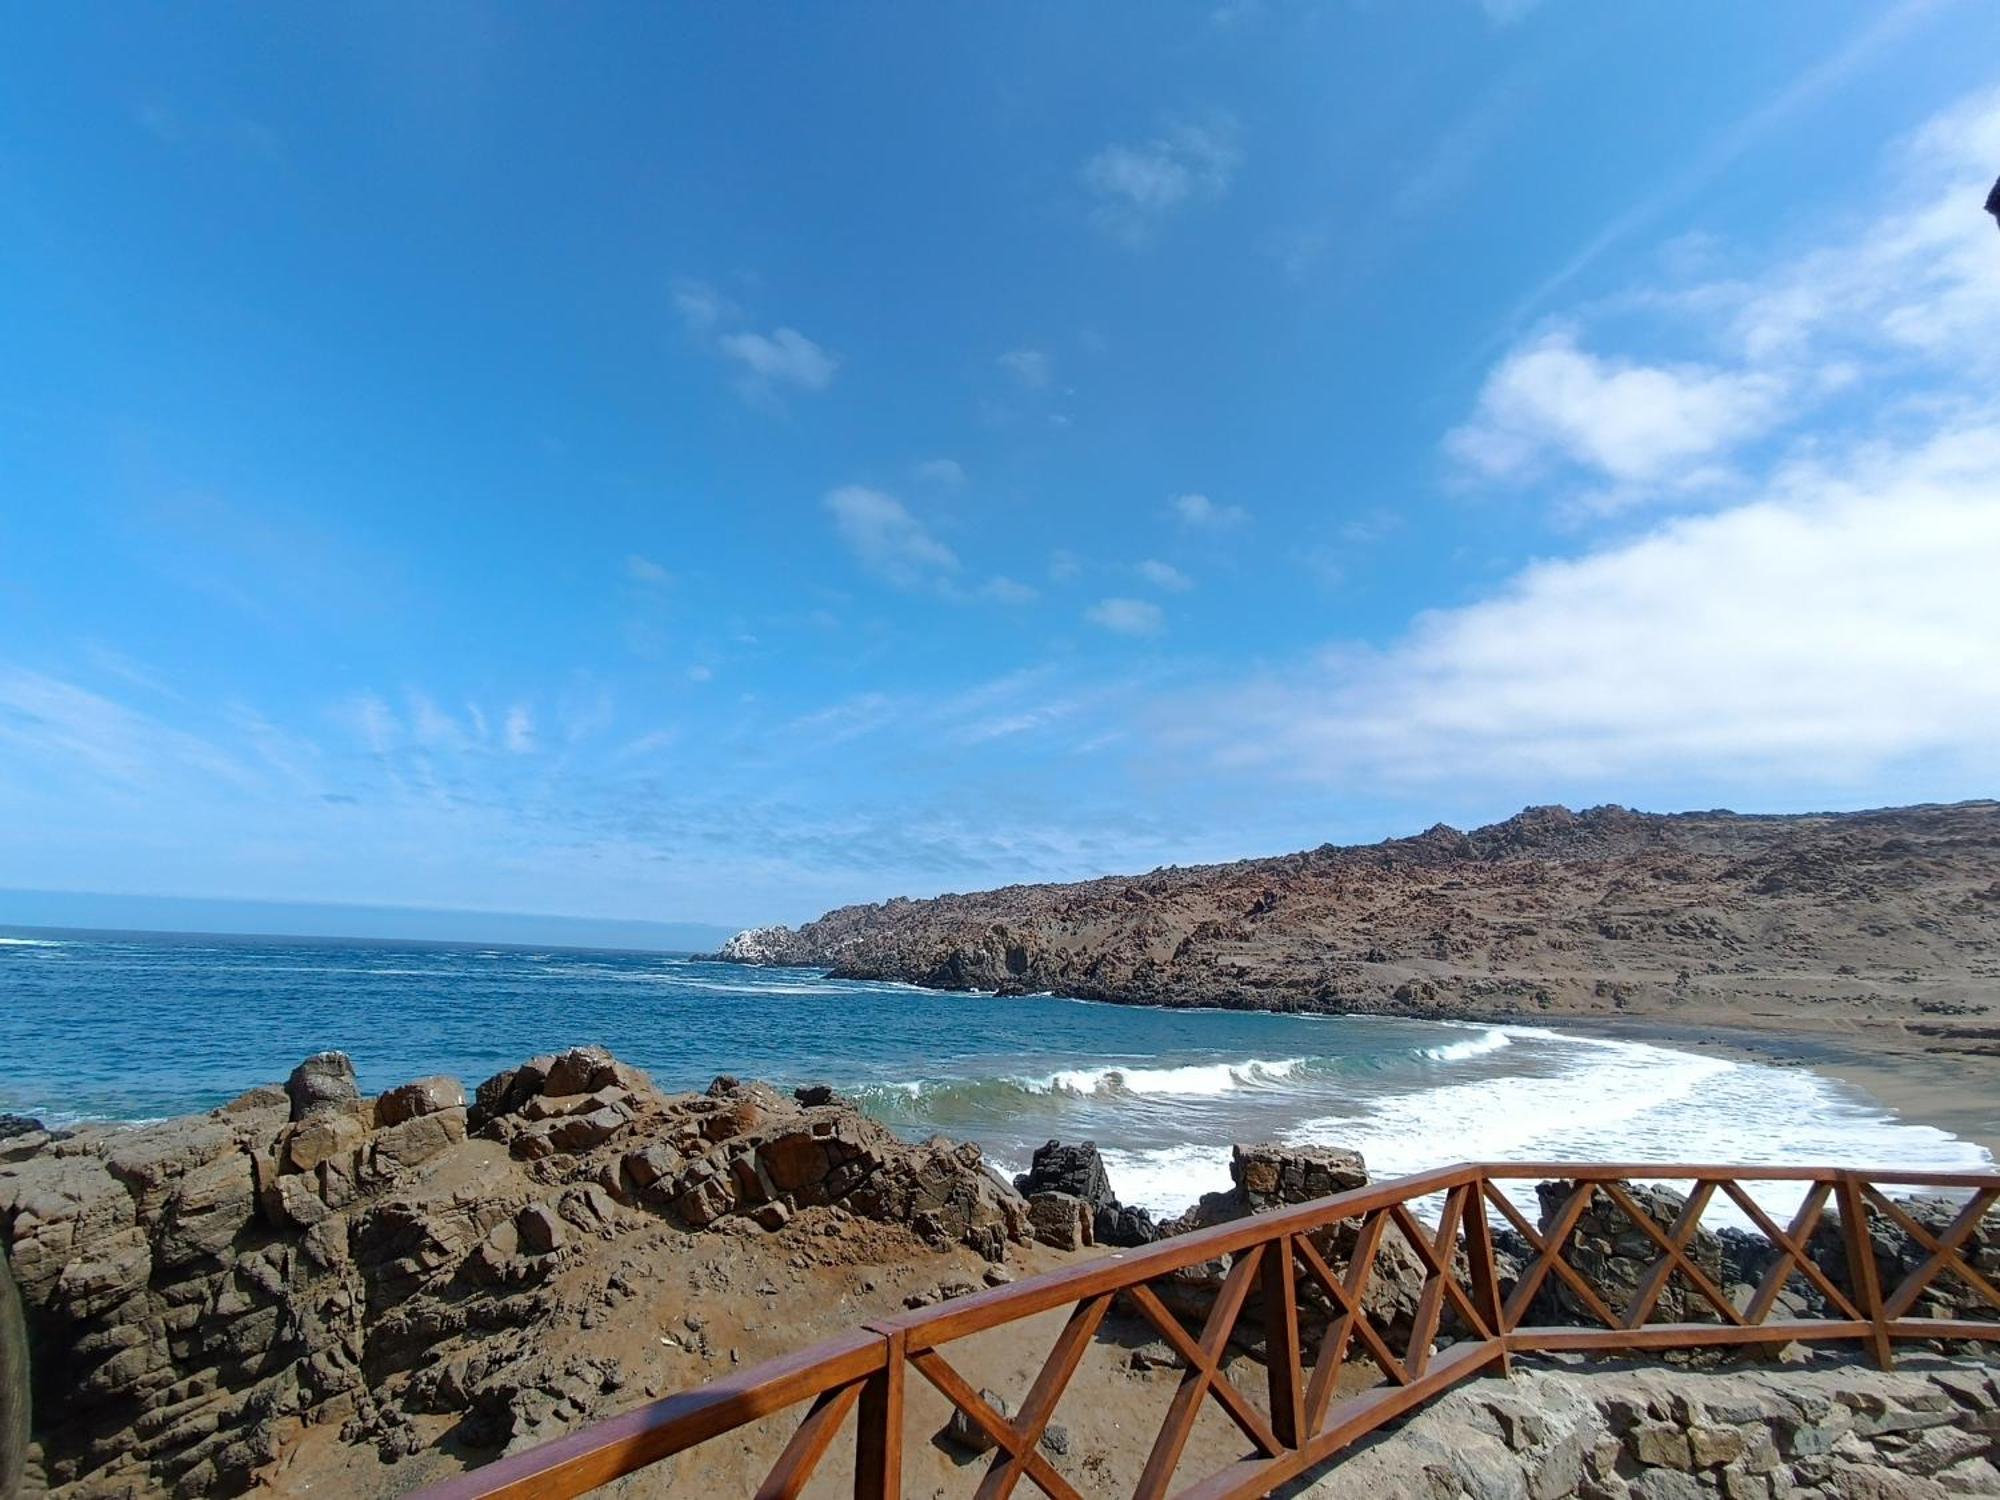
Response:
[1093,1143,1235,1217]
[1035,1057,1305,1097]
[1420,1027,1511,1062]
[1284,1025,1995,1224]
[0,936,62,947]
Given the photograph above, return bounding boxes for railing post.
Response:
[1261,1232,1304,1447]
[1462,1173,1512,1376]
[1836,1175,1894,1370]
[855,1329,904,1499]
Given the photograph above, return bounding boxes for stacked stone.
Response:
[1295,1359,2000,1500]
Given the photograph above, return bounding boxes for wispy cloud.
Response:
[716,327,839,395]
[674,277,839,405]
[1496,0,1942,337]
[503,703,536,754]
[626,553,672,586]
[913,457,966,488]
[997,348,1053,388]
[1169,492,1248,529]
[1081,115,1242,245]
[1136,559,1193,592]
[1452,83,2000,511]
[1086,597,1165,636]
[981,576,1038,605]
[823,485,959,589]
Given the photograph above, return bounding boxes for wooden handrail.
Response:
[406,1162,2000,1500]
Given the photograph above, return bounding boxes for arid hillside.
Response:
[722,802,2000,1063]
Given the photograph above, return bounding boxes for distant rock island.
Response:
[719,801,2000,1066]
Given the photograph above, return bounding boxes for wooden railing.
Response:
[407,1162,2000,1500]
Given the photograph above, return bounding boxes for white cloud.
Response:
[1170,492,1247,528]
[1137,559,1193,592]
[1086,597,1165,636]
[687,665,714,684]
[673,277,838,405]
[1195,416,2000,787]
[406,690,466,751]
[503,703,536,754]
[672,278,739,331]
[717,327,839,393]
[1456,86,2000,513]
[823,485,959,589]
[997,349,1052,388]
[626,553,672,586]
[1448,329,1786,488]
[1081,116,1242,244]
[913,458,966,488]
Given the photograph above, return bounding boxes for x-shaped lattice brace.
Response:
[1292,1211,1410,1431]
[1723,1181,1862,1324]
[1867,1185,2000,1321]
[906,1292,1114,1500]
[1596,1180,1747,1328]
[1488,1180,1623,1331]
[1125,1246,1283,1500]
[1385,1185,1495,1373]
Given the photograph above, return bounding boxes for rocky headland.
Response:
[717,801,2000,1047]
[717,801,2000,1147]
[2,1050,1994,1497]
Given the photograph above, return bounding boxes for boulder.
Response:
[1027,1191,1093,1251]
[286,1051,360,1122]
[377,1076,467,1127]
[1014,1139,1157,1247]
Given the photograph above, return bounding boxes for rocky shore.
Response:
[714,801,2000,1070]
[1,1052,1994,1497]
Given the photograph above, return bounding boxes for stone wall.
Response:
[1298,1357,2000,1499]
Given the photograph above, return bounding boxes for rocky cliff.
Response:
[717,801,2000,1060]
[0,1050,1027,1498]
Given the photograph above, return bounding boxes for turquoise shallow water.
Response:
[2,928,1989,1218]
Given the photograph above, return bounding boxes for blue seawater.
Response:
[2,929,1988,1219]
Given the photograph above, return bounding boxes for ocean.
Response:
[3,929,1990,1222]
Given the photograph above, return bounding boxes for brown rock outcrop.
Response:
[0,1049,1029,1498]
[712,800,2000,1064]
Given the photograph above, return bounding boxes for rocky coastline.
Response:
[711,801,2000,1065]
[2,1050,1995,1497]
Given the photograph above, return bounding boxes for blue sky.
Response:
[3,2,1999,933]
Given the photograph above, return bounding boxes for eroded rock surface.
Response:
[0,1049,1028,1498]
[711,801,2000,1064]
[1298,1358,2000,1500]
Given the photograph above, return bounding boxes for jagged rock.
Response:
[1016,1139,1157,1247]
[285,1052,360,1122]
[377,1077,467,1127]
[0,1049,1037,1497]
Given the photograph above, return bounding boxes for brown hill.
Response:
[720,801,2000,1065]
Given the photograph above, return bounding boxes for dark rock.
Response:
[285,1052,360,1122]
[792,1084,838,1107]
[943,1388,1012,1454]
[1014,1139,1155,1246]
